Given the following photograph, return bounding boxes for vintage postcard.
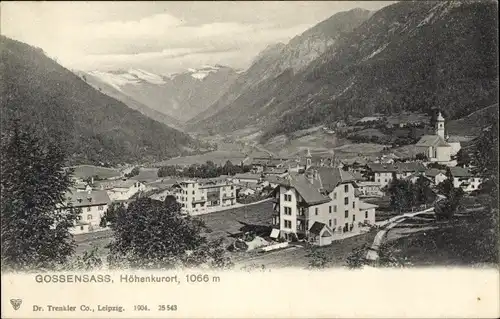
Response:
[1,1,499,318]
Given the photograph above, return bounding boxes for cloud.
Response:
[1,1,393,73]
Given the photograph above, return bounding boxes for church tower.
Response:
[436,111,445,139]
[305,148,312,170]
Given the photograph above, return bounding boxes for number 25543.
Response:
[158,305,177,311]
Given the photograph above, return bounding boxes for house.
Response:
[367,162,426,189]
[150,189,174,202]
[63,189,111,234]
[232,173,262,184]
[404,172,435,184]
[308,222,334,246]
[95,179,146,201]
[172,179,237,215]
[238,187,257,197]
[449,167,484,192]
[358,201,378,224]
[263,168,288,178]
[424,169,448,185]
[271,167,376,244]
[357,181,383,197]
[415,112,460,165]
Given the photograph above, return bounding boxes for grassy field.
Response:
[234,230,377,269]
[70,165,121,179]
[198,201,273,244]
[384,210,498,267]
[74,201,274,258]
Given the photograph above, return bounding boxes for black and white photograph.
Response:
[1,1,499,318]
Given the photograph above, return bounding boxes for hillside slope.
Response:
[191,1,498,143]
[0,36,202,165]
[77,71,183,130]
[188,8,372,125]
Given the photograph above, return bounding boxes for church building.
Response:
[415,112,460,166]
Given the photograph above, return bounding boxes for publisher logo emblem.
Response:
[10,299,22,311]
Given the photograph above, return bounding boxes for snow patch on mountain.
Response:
[127,69,166,85]
[88,68,166,90]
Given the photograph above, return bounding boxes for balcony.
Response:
[192,198,206,204]
[223,194,236,200]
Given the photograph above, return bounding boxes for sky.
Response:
[1,1,392,75]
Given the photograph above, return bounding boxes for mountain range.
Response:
[79,64,240,125]
[0,35,205,166]
[187,1,498,144]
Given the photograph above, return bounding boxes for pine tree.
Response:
[1,121,78,270]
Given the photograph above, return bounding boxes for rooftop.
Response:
[416,135,450,148]
[64,189,110,207]
[368,162,426,173]
[450,167,474,178]
[359,201,379,210]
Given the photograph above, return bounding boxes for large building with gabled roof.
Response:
[271,167,377,245]
[415,112,460,165]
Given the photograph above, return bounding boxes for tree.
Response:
[1,121,78,270]
[413,176,435,205]
[306,248,331,269]
[415,153,428,161]
[107,197,232,269]
[99,202,126,227]
[125,166,140,178]
[455,149,471,167]
[386,175,414,213]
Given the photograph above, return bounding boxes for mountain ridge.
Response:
[0,35,204,166]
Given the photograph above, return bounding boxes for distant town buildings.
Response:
[367,162,426,189]
[94,179,146,201]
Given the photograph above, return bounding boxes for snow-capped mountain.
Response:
[80,65,240,123]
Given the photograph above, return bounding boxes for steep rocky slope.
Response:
[188,8,372,125]
[191,1,498,144]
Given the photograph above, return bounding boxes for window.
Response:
[77,215,82,221]
[284,207,292,215]
[353,214,356,221]
[377,179,380,182]
[334,218,337,226]
[192,191,195,195]
[284,220,292,229]
[333,192,337,200]
[344,185,349,193]
[329,219,332,227]
[329,206,332,214]
[315,207,318,215]
[385,179,387,183]
[87,207,91,212]
[98,205,104,211]
[345,210,349,218]
[334,205,337,212]
[344,197,349,205]
[365,211,368,219]
[87,214,92,220]
[352,201,355,209]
